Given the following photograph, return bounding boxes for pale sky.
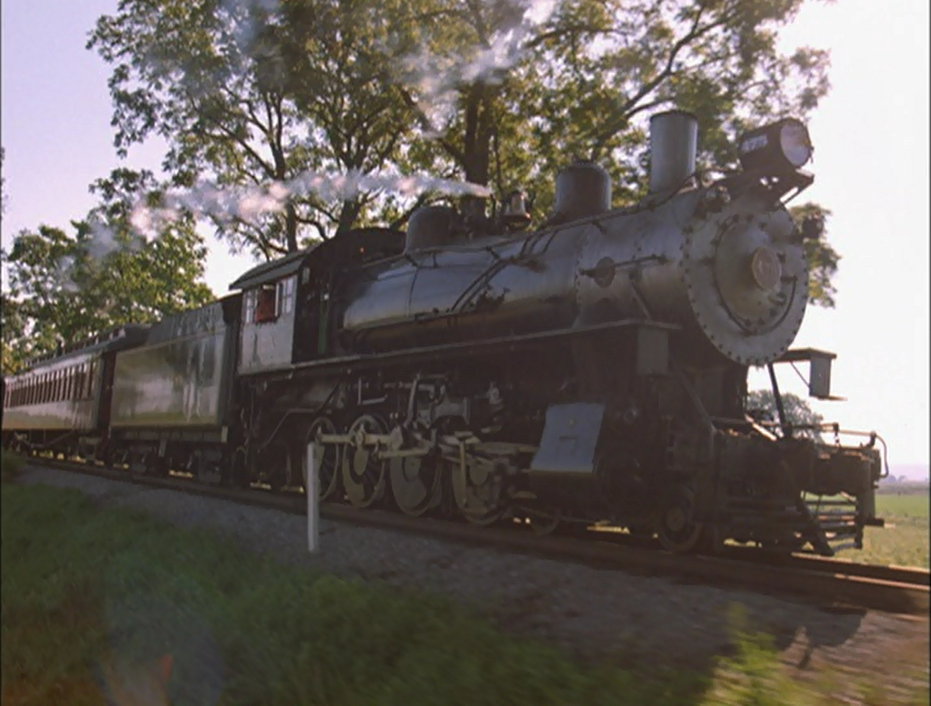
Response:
[1,0,928,472]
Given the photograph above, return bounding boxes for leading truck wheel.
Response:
[657,485,711,553]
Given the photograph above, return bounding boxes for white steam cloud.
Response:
[399,0,560,132]
[125,169,492,241]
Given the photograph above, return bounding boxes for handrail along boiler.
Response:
[1,111,885,556]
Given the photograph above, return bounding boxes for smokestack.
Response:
[649,110,698,194]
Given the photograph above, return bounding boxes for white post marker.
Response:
[307,441,319,553]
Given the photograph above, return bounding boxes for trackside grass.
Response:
[0,449,25,482]
[2,480,927,705]
[837,487,930,569]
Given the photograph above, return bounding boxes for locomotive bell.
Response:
[649,110,698,194]
[501,190,531,229]
[554,161,611,222]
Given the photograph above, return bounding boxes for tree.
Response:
[88,0,429,258]
[1,292,27,375]
[391,0,830,208]
[790,202,839,308]
[0,170,214,374]
[747,388,824,440]
[90,0,841,303]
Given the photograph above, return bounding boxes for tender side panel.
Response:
[111,304,235,429]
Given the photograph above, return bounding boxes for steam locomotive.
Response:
[2,111,885,555]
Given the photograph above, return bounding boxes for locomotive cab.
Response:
[230,228,405,372]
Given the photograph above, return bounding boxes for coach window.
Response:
[85,361,96,399]
[243,290,256,324]
[76,365,87,400]
[277,276,295,317]
[254,284,278,323]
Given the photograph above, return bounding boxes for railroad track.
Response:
[19,455,930,617]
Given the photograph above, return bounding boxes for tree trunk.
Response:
[285,202,298,252]
[335,199,362,237]
[460,82,496,220]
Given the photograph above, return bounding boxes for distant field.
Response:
[876,492,929,519]
[836,485,929,568]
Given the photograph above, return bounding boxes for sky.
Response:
[1,0,928,475]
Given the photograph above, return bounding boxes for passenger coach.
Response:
[1,326,149,459]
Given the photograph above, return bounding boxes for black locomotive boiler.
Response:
[2,110,885,556]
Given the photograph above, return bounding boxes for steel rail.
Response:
[19,456,929,617]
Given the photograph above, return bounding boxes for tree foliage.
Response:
[790,201,839,308]
[90,0,837,273]
[747,388,824,439]
[0,170,214,375]
[89,0,431,259]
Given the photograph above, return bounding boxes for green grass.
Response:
[1,483,705,705]
[1,449,26,482]
[835,487,930,568]
[2,482,927,705]
[876,490,930,521]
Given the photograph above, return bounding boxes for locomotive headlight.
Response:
[737,118,812,174]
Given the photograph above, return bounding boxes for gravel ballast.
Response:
[15,465,929,697]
